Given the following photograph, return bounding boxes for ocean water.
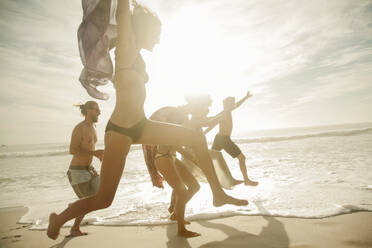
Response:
[0,122,371,230]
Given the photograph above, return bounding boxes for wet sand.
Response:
[1,207,372,248]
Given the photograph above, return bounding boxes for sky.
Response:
[0,0,371,145]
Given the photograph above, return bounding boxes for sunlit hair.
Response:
[74,101,98,116]
[185,93,212,107]
[132,1,161,31]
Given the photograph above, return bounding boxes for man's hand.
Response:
[233,90,253,110]
[94,149,104,161]
[246,91,252,98]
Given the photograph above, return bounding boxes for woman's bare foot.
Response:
[170,212,176,221]
[213,194,248,207]
[69,227,88,237]
[47,213,60,240]
[170,213,191,224]
[168,205,174,214]
[245,179,258,186]
[232,179,244,186]
[178,229,201,238]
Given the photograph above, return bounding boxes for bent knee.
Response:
[237,153,246,161]
[101,198,114,209]
[92,193,115,210]
[190,183,200,194]
[175,186,188,200]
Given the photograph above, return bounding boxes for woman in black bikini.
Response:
[47,0,247,239]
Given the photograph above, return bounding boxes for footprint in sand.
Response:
[9,224,30,231]
[1,234,22,242]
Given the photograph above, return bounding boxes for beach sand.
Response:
[1,207,372,248]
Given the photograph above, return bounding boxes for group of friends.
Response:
[47,0,257,240]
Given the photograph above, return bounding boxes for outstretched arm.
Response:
[202,113,226,128]
[234,90,252,110]
[201,112,228,135]
[203,91,252,135]
[203,123,218,135]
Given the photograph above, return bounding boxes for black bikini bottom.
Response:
[105,118,147,142]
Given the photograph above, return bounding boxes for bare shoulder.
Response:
[73,121,85,131]
[72,121,90,136]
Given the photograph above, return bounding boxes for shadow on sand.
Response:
[166,223,193,248]
[198,202,289,248]
[49,235,76,248]
[166,202,289,248]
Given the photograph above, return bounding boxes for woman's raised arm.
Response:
[115,0,139,68]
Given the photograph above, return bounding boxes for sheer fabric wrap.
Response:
[78,0,118,100]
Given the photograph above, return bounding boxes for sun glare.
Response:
[144,5,279,130]
[148,7,245,102]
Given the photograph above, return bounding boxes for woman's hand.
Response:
[94,149,104,161]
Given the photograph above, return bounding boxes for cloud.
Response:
[293,63,372,105]
[0,0,372,144]
[318,46,372,68]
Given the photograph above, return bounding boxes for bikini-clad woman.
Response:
[47,0,247,240]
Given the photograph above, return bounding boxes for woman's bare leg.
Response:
[169,159,201,213]
[155,157,200,237]
[168,190,176,214]
[47,132,132,240]
[169,159,200,222]
[137,120,248,207]
[175,159,200,200]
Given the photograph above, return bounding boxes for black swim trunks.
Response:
[212,134,242,158]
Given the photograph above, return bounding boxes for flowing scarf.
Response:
[77,0,118,100]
